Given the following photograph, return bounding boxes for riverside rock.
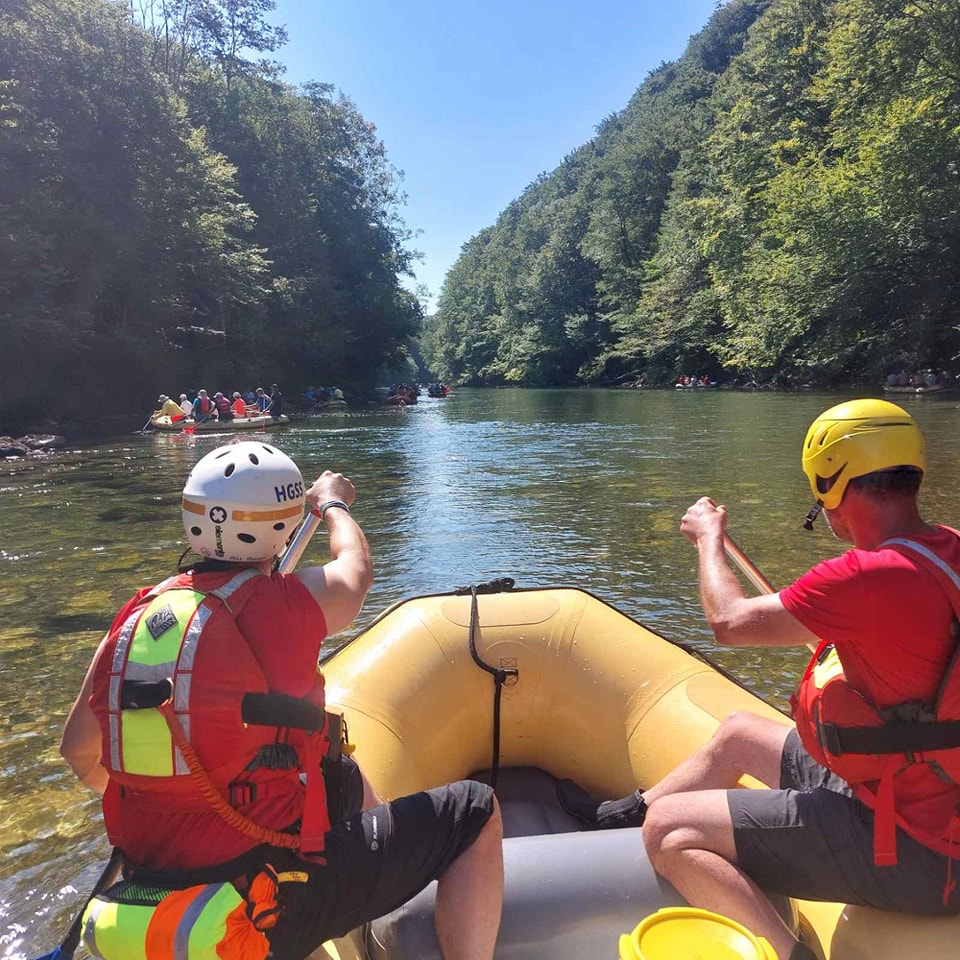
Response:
[0,438,30,457]
[0,435,66,458]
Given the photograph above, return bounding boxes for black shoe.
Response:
[557,779,646,829]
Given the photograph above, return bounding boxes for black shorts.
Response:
[267,779,495,959]
[729,729,960,913]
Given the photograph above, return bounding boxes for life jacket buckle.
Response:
[819,722,844,756]
[229,781,258,806]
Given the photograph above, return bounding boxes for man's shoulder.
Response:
[247,571,322,612]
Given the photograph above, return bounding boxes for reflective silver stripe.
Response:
[82,898,108,960]
[175,673,192,712]
[209,567,260,601]
[109,713,121,770]
[111,608,142,675]
[109,675,122,714]
[882,537,960,593]
[173,882,226,960]
[178,605,212,673]
[123,661,178,683]
[175,713,191,775]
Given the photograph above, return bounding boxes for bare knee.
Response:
[481,795,503,842]
[462,794,503,857]
[642,796,686,869]
[712,711,761,750]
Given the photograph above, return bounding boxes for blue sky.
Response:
[275,0,721,311]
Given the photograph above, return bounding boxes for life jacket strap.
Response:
[819,718,960,756]
[240,693,326,732]
[873,757,900,866]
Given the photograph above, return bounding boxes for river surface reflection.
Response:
[3,387,960,956]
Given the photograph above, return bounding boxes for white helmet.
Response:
[182,441,305,562]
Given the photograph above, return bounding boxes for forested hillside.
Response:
[1,0,419,431]
[422,0,960,387]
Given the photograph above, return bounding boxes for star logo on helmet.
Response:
[209,506,227,523]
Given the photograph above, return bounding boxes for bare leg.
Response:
[643,790,800,960]
[360,766,382,810]
[643,711,791,806]
[434,797,504,960]
[558,712,791,828]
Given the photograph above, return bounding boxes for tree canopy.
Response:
[1,0,420,430]
[422,0,960,388]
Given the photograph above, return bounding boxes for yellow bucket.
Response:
[619,907,779,960]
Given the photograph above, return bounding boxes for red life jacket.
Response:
[90,568,331,863]
[792,533,960,870]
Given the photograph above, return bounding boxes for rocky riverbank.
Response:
[0,435,67,459]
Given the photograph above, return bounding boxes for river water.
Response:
[3,387,960,957]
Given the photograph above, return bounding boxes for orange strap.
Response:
[158,702,300,850]
[872,757,900,867]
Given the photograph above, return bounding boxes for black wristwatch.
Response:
[318,500,351,520]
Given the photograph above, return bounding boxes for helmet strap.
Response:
[803,503,823,531]
[176,546,239,575]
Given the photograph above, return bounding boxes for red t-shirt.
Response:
[781,526,960,842]
[111,571,327,870]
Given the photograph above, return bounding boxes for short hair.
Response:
[849,468,923,499]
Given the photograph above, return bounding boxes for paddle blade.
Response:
[183,424,195,435]
[33,946,73,960]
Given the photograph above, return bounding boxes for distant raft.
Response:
[150,414,290,432]
[882,384,946,395]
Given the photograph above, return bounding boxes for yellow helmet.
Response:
[801,399,925,509]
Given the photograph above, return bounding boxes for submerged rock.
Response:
[20,434,66,450]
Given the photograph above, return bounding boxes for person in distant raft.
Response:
[154,394,184,419]
[213,391,234,422]
[266,383,283,419]
[60,442,503,960]
[558,400,960,960]
[192,388,215,422]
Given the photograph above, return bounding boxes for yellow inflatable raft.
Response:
[318,584,960,960]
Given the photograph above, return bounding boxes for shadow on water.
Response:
[3,389,960,956]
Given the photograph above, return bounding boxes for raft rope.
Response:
[158,701,301,850]
[455,578,518,790]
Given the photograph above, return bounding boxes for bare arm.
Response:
[683,498,819,648]
[295,471,374,636]
[61,638,109,794]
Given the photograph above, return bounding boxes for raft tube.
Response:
[317,586,960,960]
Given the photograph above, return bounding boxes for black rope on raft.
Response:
[454,578,518,791]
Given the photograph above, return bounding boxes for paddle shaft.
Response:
[276,508,323,574]
[722,534,818,654]
[723,535,775,595]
